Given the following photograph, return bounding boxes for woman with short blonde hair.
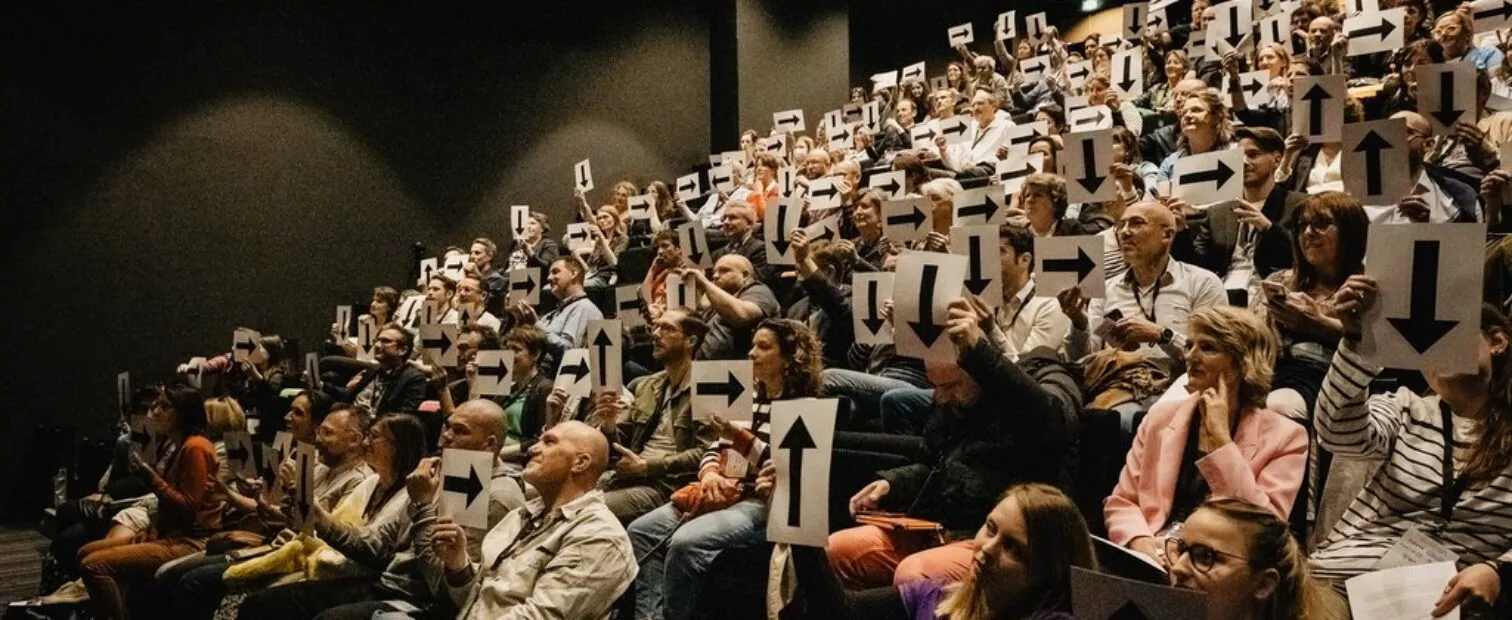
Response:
[1105,306,1308,569]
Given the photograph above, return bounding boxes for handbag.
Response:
[670,480,743,519]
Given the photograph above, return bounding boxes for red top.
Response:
[152,435,221,538]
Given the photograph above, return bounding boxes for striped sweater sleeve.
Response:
[1316,342,1403,459]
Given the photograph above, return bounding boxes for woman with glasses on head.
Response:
[1105,306,1308,567]
[1166,496,1345,620]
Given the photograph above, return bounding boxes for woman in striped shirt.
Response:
[628,318,825,620]
[1313,277,1512,616]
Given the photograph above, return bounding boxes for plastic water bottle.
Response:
[52,467,68,509]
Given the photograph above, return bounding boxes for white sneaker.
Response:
[35,578,90,605]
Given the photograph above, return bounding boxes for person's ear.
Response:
[1251,568,1281,602]
[1489,327,1509,357]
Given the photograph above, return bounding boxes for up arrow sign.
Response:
[779,416,816,528]
[1388,240,1458,354]
[1302,84,1332,137]
[1353,130,1392,197]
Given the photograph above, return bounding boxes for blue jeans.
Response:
[879,388,935,435]
[628,499,767,620]
[821,369,921,423]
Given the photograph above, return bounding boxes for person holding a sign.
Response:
[79,387,218,620]
[831,302,1082,589]
[1166,496,1346,620]
[628,318,825,620]
[452,276,502,331]
[1434,8,1504,72]
[431,421,634,620]
[1307,291,1512,614]
[851,190,901,271]
[592,310,717,523]
[1388,111,1483,223]
[1158,90,1236,179]
[510,256,605,373]
[567,209,624,289]
[714,201,775,285]
[1192,127,1308,284]
[345,324,428,416]
[490,325,554,451]
[684,254,781,361]
[463,237,508,311]
[937,88,1014,178]
[1105,307,1308,566]
[505,210,562,272]
[1139,51,1195,114]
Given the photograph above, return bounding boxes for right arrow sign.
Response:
[1363,223,1485,374]
[1172,149,1244,206]
[1035,236,1107,299]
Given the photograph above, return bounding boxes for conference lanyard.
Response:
[1439,401,1471,528]
[1005,286,1035,330]
[1129,265,1168,323]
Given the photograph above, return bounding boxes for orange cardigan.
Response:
[1103,395,1308,546]
[152,435,221,538]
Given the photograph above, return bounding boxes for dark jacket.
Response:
[715,233,776,285]
[1190,185,1306,279]
[349,363,429,415]
[790,270,855,369]
[878,342,1082,533]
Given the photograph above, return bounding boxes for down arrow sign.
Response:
[907,265,945,347]
[1075,138,1106,194]
[860,280,886,335]
[1387,240,1458,354]
[770,205,792,255]
[964,236,992,295]
[1431,71,1465,129]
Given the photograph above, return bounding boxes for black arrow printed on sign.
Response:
[861,280,886,335]
[1118,54,1137,92]
[513,209,526,236]
[1224,4,1244,48]
[559,357,590,383]
[908,265,945,346]
[697,372,746,407]
[941,122,968,137]
[809,225,837,243]
[771,204,793,255]
[1475,0,1512,21]
[679,179,697,194]
[887,204,928,230]
[1044,248,1098,284]
[964,236,992,295]
[1353,130,1393,196]
[685,229,705,265]
[1128,6,1143,32]
[1069,64,1090,81]
[1076,138,1106,193]
[511,277,535,295]
[873,178,902,196]
[1432,71,1465,129]
[1242,76,1264,96]
[1349,16,1397,41]
[950,26,969,40]
[578,166,588,187]
[227,443,249,465]
[422,330,453,353]
[478,356,510,379]
[234,336,256,353]
[1388,240,1459,354]
[779,416,817,528]
[1076,108,1109,128]
[958,194,1001,219]
[593,329,614,385]
[1302,84,1333,136]
[444,464,485,507]
[777,114,800,126]
[1177,159,1236,189]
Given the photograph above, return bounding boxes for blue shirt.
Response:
[1465,46,1505,73]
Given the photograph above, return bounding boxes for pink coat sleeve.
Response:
[1103,409,1160,546]
[1194,415,1309,520]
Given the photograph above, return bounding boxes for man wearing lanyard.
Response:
[430,421,635,620]
[1061,201,1226,375]
[988,225,1070,360]
[509,256,603,374]
[935,88,1014,179]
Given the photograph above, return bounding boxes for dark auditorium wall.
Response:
[0,2,712,519]
[734,0,850,142]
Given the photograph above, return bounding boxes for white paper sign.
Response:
[1171,149,1245,206]
[418,323,460,368]
[766,398,838,548]
[565,222,594,253]
[574,159,593,192]
[417,257,439,287]
[953,186,1009,227]
[509,205,530,242]
[1234,70,1275,110]
[1292,75,1346,143]
[807,177,842,210]
[947,22,974,46]
[708,165,736,194]
[1062,128,1118,204]
[335,305,353,340]
[223,431,257,479]
[1071,568,1208,620]
[666,273,700,312]
[1472,0,1512,34]
[271,431,294,470]
[1210,0,1254,55]
[952,225,1004,309]
[1019,55,1051,82]
[355,317,376,362]
[1067,60,1095,91]
[676,222,713,269]
[507,267,541,306]
[292,442,317,533]
[882,197,934,244]
[900,61,926,84]
[1025,12,1047,41]
[1417,63,1479,136]
[1345,7,1405,57]
[1123,2,1150,40]
[1342,119,1414,206]
[614,284,645,328]
[232,328,261,364]
[117,371,130,413]
[894,252,970,362]
[853,272,895,345]
[996,11,1016,40]
[1346,561,1458,620]
[1069,105,1115,131]
[773,109,806,133]
[1111,48,1144,98]
[553,347,592,399]
[472,350,514,397]
[765,198,803,266]
[586,320,623,395]
[1004,121,1048,154]
[1362,223,1486,374]
[870,70,899,91]
[801,213,842,244]
[868,170,906,200]
[1257,12,1292,48]
[440,449,494,530]
[304,353,322,390]
[937,116,970,146]
[691,360,754,423]
[1035,236,1108,299]
[675,173,702,201]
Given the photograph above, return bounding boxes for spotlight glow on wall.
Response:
[1081,0,1104,11]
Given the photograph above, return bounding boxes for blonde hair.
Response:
[936,484,1097,619]
[1256,43,1293,77]
[1176,90,1235,153]
[1189,306,1278,410]
[204,397,246,441]
[920,178,964,202]
[1197,497,1346,620]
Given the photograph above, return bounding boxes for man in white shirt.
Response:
[1060,201,1226,374]
[449,275,503,331]
[990,225,1071,359]
[1371,111,1483,224]
[936,88,1014,177]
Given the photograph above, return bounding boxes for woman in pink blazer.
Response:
[1104,306,1309,567]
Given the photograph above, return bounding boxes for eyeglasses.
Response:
[1292,217,1335,232]
[1164,537,1248,573]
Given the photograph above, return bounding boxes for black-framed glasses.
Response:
[1292,216,1335,232]
[1164,537,1248,573]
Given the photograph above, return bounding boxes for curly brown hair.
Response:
[754,319,825,400]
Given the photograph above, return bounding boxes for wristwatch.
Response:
[1159,328,1174,345]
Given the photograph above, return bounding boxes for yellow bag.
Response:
[221,480,373,587]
